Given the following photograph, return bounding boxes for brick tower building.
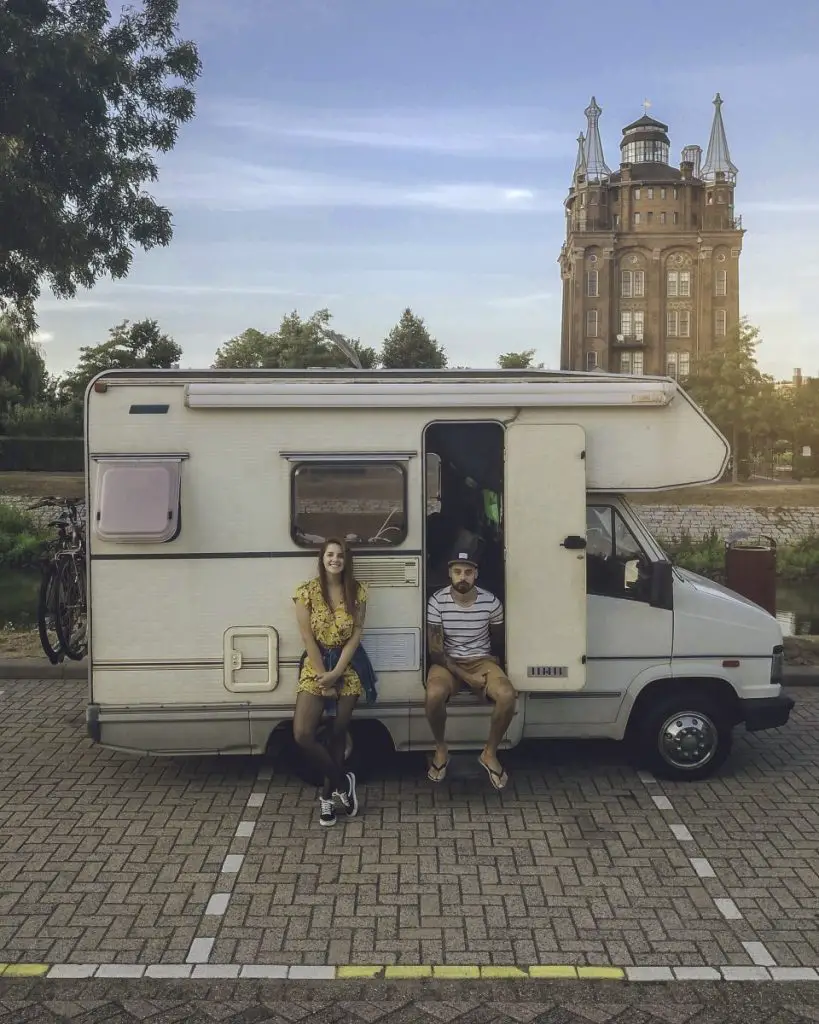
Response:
[558,95,743,377]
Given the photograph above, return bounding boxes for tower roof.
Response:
[622,114,670,134]
[582,97,611,181]
[701,93,738,182]
[573,132,587,182]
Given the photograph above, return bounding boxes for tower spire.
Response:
[701,93,738,182]
[573,132,587,182]
[582,97,611,182]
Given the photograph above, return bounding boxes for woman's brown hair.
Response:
[317,537,360,618]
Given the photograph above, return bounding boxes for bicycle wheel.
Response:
[37,562,64,665]
[54,557,87,661]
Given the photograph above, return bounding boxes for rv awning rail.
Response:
[184,379,676,410]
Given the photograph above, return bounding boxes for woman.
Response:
[292,538,377,827]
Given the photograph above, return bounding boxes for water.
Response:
[1,567,818,637]
[0,568,39,629]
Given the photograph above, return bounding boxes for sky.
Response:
[33,0,819,380]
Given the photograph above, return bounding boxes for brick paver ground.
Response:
[0,679,816,972]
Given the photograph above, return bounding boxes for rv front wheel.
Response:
[634,690,732,781]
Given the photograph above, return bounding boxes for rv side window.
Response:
[93,459,182,544]
[291,462,407,547]
[586,505,649,601]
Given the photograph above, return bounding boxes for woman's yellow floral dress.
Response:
[293,578,368,697]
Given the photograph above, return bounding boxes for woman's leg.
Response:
[328,695,359,780]
[293,692,345,798]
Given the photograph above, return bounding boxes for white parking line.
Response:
[205,893,231,916]
[670,824,693,842]
[743,941,776,967]
[714,897,743,921]
[186,937,215,963]
[246,792,266,808]
[235,821,255,838]
[690,857,717,878]
[651,795,673,810]
[221,853,244,874]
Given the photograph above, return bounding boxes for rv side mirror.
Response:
[649,560,674,610]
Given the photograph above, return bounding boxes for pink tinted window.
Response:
[94,460,181,543]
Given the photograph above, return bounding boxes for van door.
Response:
[505,423,587,692]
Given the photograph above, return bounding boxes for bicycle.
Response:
[28,497,88,664]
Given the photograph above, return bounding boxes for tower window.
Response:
[633,212,641,226]
[715,269,727,296]
[633,188,641,200]
[646,188,654,200]
[586,270,599,297]
[613,214,620,228]
[715,309,727,337]
[619,351,644,375]
[660,188,667,200]
[673,212,679,224]
[621,270,645,298]
[667,270,691,297]
[586,309,599,337]
[666,351,691,379]
[620,310,644,339]
[586,351,599,371]
[660,212,667,225]
[667,311,691,338]
[673,187,679,199]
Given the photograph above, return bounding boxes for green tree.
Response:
[381,308,447,369]
[0,313,46,417]
[61,318,181,402]
[684,318,775,482]
[212,310,377,369]
[0,0,201,329]
[498,349,543,370]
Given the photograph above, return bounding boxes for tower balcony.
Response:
[612,333,647,348]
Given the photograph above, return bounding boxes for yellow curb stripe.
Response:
[0,965,7,976]
[577,966,626,980]
[384,966,432,979]
[337,966,383,978]
[529,966,578,978]
[433,966,480,978]
[2,964,49,977]
[480,966,529,978]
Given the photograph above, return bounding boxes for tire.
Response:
[632,688,733,781]
[54,558,87,661]
[37,563,63,665]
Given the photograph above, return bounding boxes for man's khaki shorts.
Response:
[427,656,512,699]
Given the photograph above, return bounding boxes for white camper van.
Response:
[83,369,793,781]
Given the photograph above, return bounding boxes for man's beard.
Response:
[453,580,473,594]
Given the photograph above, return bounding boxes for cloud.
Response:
[157,159,559,214]
[108,282,335,298]
[36,297,118,313]
[33,330,54,345]
[208,101,574,159]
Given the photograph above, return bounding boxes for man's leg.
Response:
[476,662,517,788]
[425,665,456,781]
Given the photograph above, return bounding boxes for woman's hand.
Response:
[317,671,341,696]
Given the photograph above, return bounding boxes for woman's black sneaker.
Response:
[318,797,336,827]
[334,772,358,817]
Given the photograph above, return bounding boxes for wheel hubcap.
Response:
[658,710,718,770]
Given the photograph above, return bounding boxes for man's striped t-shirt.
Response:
[427,586,504,661]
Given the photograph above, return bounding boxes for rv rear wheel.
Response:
[633,689,733,781]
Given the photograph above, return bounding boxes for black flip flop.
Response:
[427,758,450,783]
[478,756,508,791]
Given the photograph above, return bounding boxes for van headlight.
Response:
[771,645,784,687]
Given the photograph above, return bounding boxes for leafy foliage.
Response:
[212,309,377,370]
[0,0,201,328]
[0,501,49,568]
[381,308,447,369]
[497,349,543,370]
[0,313,46,416]
[59,318,181,402]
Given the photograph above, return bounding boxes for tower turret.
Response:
[582,97,611,181]
[701,93,738,183]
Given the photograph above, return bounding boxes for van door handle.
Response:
[561,535,587,550]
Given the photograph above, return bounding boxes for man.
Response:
[425,547,517,790]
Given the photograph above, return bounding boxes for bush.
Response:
[0,436,83,471]
[0,502,49,568]
[665,530,819,581]
[3,401,82,438]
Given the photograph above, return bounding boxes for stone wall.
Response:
[637,505,819,545]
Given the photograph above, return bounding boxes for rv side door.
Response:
[505,423,587,692]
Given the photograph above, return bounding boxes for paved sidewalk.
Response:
[0,679,816,978]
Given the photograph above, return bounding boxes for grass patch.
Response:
[665,529,819,581]
[0,502,49,569]
[630,483,819,508]
[0,471,85,499]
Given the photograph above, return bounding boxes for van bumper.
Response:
[740,694,794,733]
